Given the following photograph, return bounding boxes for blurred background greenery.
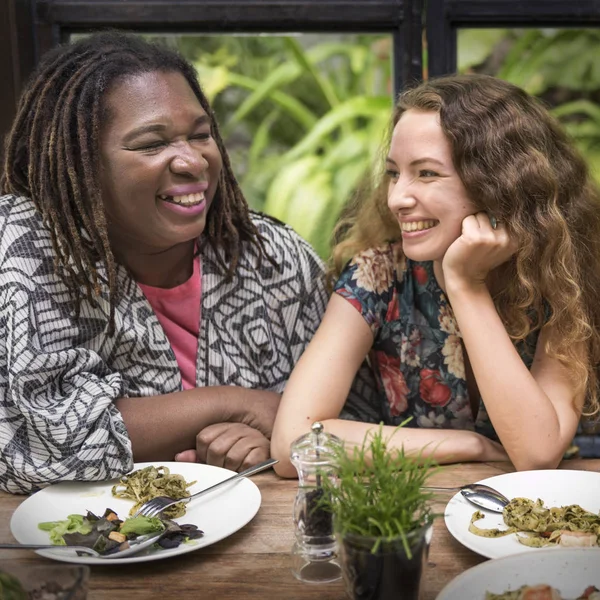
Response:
[159,29,600,258]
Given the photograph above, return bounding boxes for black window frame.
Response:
[39,0,423,95]
[427,0,600,78]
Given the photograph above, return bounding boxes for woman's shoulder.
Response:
[0,193,38,216]
[250,211,317,250]
[0,194,45,231]
[247,211,325,274]
[0,194,51,262]
[334,242,407,302]
[345,242,407,282]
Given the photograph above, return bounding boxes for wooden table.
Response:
[1,459,599,599]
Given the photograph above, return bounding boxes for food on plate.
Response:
[111,465,196,518]
[559,531,598,547]
[485,584,600,599]
[469,498,600,547]
[38,507,203,556]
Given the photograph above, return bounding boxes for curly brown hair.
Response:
[332,73,600,418]
[1,31,273,333]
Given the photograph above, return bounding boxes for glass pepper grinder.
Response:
[290,421,342,583]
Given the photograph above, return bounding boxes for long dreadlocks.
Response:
[1,31,274,333]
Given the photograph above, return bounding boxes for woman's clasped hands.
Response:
[175,390,280,468]
[175,423,270,470]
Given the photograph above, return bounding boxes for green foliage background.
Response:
[458,29,600,185]
[168,29,600,258]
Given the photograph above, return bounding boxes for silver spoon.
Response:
[0,530,165,559]
[423,483,510,513]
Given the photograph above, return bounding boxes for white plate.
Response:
[444,469,600,559]
[437,547,600,600]
[10,462,262,565]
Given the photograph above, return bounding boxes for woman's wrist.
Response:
[224,389,281,437]
[444,430,502,463]
[443,273,489,299]
[478,435,510,462]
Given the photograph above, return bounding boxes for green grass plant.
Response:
[318,422,438,556]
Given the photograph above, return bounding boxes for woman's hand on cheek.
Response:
[442,212,517,290]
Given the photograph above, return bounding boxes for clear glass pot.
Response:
[338,525,433,600]
[290,421,342,583]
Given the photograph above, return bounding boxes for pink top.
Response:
[138,256,201,390]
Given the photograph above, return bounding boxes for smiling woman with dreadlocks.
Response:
[0,32,327,493]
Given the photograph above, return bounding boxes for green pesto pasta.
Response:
[469,498,600,548]
[112,466,196,518]
[484,588,523,600]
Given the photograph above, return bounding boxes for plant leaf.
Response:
[283,96,391,162]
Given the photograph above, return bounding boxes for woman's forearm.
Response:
[115,387,280,461]
[274,417,503,478]
[446,282,575,470]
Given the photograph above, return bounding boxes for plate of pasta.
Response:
[10,462,262,565]
[436,547,600,599]
[444,469,600,559]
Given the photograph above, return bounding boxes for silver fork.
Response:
[0,531,165,559]
[134,458,278,518]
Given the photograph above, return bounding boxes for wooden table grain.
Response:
[1,459,598,600]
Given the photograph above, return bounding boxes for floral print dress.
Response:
[334,243,540,441]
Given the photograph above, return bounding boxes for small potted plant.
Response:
[318,424,437,600]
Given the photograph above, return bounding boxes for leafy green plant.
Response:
[458,28,600,183]
[318,423,438,555]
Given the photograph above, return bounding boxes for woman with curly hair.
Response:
[272,73,600,475]
[0,31,327,493]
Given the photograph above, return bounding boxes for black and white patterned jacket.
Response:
[0,194,328,493]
